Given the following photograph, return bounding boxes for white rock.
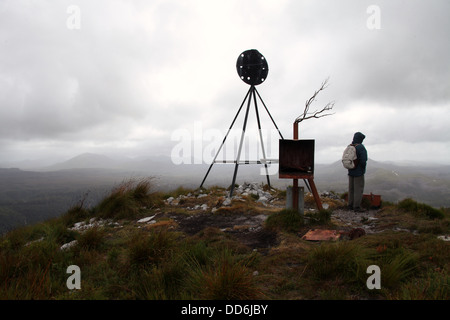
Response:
[437,235,450,241]
[222,198,232,206]
[70,218,119,231]
[166,197,174,204]
[257,196,268,202]
[254,214,267,222]
[25,237,45,247]
[73,222,84,230]
[137,215,156,223]
[60,240,78,251]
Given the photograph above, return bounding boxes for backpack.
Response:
[342,144,359,169]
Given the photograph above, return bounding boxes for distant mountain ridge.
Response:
[44,153,120,170]
[4,153,450,201]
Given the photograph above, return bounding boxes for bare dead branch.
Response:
[295,78,335,123]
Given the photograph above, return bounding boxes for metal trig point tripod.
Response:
[199,49,284,197]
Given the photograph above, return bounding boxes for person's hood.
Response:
[352,132,365,144]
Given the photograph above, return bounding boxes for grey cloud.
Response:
[0,0,449,165]
[279,0,450,107]
[0,1,168,140]
[340,1,450,105]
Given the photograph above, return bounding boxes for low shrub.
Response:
[265,209,304,233]
[398,198,444,219]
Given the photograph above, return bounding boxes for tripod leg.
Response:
[255,88,284,140]
[229,86,253,197]
[200,86,252,189]
[303,179,312,193]
[308,178,323,210]
[252,88,271,188]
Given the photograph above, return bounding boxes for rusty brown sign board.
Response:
[279,139,315,179]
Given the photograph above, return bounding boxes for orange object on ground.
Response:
[301,229,341,241]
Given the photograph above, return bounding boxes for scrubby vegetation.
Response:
[0,178,448,300]
[397,197,445,220]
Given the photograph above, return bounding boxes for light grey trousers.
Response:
[348,175,365,209]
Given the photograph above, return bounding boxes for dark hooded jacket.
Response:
[348,132,367,177]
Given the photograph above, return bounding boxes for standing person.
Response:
[348,132,368,212]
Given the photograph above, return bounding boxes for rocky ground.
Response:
[331,208,379,233]
[61,182,387,250]
[59,181,449,255]
[155,182,383,249]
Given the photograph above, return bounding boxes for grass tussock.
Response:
[307,241,369,282]
[186,248,262,299]
[77,226,105,251]
[376,247,418,289]
[127,229,177,268]
[95,178,161,220]
[390,269,449,300]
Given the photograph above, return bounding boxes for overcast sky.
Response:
[1,0,449,167]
